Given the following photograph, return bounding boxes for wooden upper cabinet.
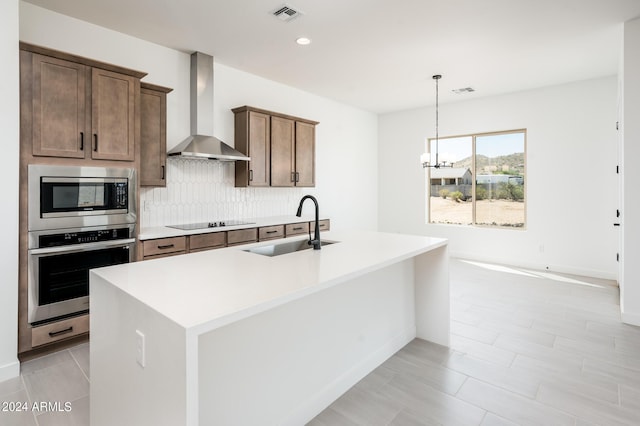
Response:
[233,106,318,188]
[270,116,296,187]
[234,108,270,187]
[21,43,147,163]
[295,121,316,187]
[272,117,316,187]
[31,54,88,159]
[248,111,271,186]
[140,83,172,186]
[91,68,136,161]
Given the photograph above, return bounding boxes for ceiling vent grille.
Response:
[272,5,302,22]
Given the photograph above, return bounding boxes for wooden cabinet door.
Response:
[248,111,270,187]
[189,232,226,252]
[285,222,310,237]
[258,225,285,241]
[91,68,136,161]
[142,236,187,258]
[227,228,258,246]
[140,85,169,186]
[270,116,295,187]
[31,54,88,159]
[295,121,316,187]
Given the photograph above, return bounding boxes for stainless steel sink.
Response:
[243,239,338,257]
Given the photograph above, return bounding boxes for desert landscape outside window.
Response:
[427,130,526,228]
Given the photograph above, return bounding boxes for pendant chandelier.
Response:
[421,74,453,169]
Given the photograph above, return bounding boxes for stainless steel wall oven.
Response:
[28,225,135,324]
[27,165,137,325]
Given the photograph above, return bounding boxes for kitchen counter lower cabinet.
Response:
[226,228,258,246]
[90,231,449,426]
[142,236,187,260]
[311,219,330,232]
[31,314,89,348]
[258,225,285,241]
[140,219,331,260]
[188,232,225,253]
[141,233,228,259]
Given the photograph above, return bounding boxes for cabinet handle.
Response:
[249,169,253,182]
[80,132,84,150]
[295,172,300,182]
[93,134,98,152]
[266,230,278,234]
[161,165,165,180]
[49,326,73,337]
[291,172,296,182]
[157,244,175,249]
[292,227,303,231]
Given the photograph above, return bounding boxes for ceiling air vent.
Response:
[452,87,475,94]
[272,5,302,22]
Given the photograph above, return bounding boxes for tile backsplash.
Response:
[139,157,304,227]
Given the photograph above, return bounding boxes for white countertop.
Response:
[91,230,447,335]
[138,215,327,240]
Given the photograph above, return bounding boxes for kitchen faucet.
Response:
[296,195,321,250]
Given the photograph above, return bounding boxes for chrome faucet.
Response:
[296,195,321,250]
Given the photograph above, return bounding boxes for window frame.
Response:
[426,128,527,229]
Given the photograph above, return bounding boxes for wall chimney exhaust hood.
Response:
[168,52,250,161]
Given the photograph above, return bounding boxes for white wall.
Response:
[0,0,20,382]
[19,2,379,231]
[379,77,619,279]
[621,18,640,325]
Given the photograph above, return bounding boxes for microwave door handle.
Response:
[30,238,136,255]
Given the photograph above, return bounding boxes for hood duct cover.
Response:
[168,52,250,161]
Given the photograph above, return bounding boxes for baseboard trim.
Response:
[282,326,416,426]
[621,311,640,327]
[0,359,20,383]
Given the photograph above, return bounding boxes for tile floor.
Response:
[0,343,89,426]
[310,259,640,426]
[2,258,639,425]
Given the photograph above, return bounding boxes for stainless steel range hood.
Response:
[168,52,250,161]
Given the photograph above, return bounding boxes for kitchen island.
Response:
[89,230,449,426]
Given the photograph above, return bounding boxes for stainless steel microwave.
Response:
[28,165,137,231]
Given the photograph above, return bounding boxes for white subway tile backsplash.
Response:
[140,157,304,227]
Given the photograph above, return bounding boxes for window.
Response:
[427,129,526,228]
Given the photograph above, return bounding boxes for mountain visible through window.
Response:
[427,130,526,228]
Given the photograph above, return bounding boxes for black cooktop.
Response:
[167,220,254,231]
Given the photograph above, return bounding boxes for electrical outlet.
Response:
[136,330,146,368]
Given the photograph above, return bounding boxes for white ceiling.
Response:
[23,0,640,114]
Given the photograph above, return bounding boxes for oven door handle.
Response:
[29,238,136,255]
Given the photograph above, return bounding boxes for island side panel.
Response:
[414,244,450,346]
[90,272,188,426]
[198,259,416,426]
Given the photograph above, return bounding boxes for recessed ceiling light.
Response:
[296,37,311,45]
